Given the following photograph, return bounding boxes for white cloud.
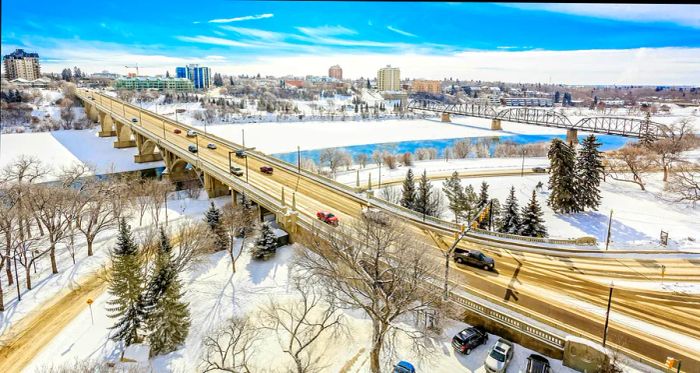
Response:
[295,25,357,37]
[219,26,286,41]
[176,35,253,48]
[208,13,273,24]
[504,4,700,28]
[192,21,201,24]
[387,26,416,37]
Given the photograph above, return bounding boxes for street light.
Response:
[602,283,614,347]
[228,151,234,172]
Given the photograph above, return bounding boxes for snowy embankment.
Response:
[24,244,653,373]
[0,192,217,342]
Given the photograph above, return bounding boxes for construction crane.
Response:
[125,63,139,76]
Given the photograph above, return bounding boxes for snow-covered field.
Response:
[24,243,653,373]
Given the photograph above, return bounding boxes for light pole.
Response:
[602,284,614,347]
[605,209,613,251]
[245,154,249,183]
[228,151,234,172]
[195,134,200,161]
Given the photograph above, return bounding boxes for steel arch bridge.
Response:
[406,99,665,139]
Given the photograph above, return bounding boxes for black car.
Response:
[235,150,247,158]
[526,354,551,373]
[451,326,488,355]
[131,117,138,123]
[188,145,198,153]
[532,167,547,173]
[453,248,495,271]
[230,166,244,177]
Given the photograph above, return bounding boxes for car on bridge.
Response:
[188,145,198,153]
[260,166,273,174]
[207,143,217,150]
[316,211,339,226]
[235,149,247,158]
[230,166,244,177]
[186,130,197,137]
[131,117,138,123]
[451,326,488,355]
[453,248,495,271]
[484,338,514,373]
[393,361,415,373]
[525,354,551,373]
[173,128,182,134]
[532,167,548,173]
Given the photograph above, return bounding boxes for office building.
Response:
[3,49,41,80]
[175,64,211,89]
[412,80,442,94]
[377,65,400,92]
[502,97,553,107]
[113,77,194,92]
[328,65,343,80]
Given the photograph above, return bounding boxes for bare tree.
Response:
[668,161,700,204]
[452,140,473,158]
[645,118,698,182]
[355,153,369,168]
[201,316,261,373]
[261,278,344,373]
[60,98,75,129]
[1,156,49,239]
[604,145,655,190]
[76,180,120,256]
[146,179,175,227]
[172,220,215,272]
[25,183,74,274]
[221,201,258,272]
[296,212,444,373]
[319,148,346,175]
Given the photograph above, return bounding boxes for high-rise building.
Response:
[175,64,211,89]
[3,49,41,80]
[412,80,442,94]
[328,65,343,80]
[377,65,400,92]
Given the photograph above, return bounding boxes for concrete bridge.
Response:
[78,90,700,371]
[406,99,667,142]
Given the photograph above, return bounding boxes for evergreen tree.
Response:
[499,187,521,234]
[144,229,191,356]
[520,190,547,237]
[213,73,224,87]
[366,78,371,89]
[107,219,146,346]
[476,181,489,211]
[251,222,277,260]
[400,169,416,209]
[576,135,604,210]
[547,138,580,213]
[415,170,437,217]
[462,184,478,221]
[442,171,465,222]
[204,202,228,251]
[165,71,170,78]
[489,198,502,231]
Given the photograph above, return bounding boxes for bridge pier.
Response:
[566,128,578,145]
[113,121,136,148]
[134,134,163,163]
[97,112,117,137]
[203,173,230,198]
[441,112,451,122]
[491,119,502,131]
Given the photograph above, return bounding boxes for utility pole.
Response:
[602,285,614,347]
[605,209,613,251]
[521,149,525,177]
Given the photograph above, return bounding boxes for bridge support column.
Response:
[441,112,451,122]
[566,128,578,145]
[113,121,136,148]
[87,104,99,123]
[98,112,116,137]
[282,210,298,234]
[134,134,163,163]
[491,119,502,130]
[203,173,229,198]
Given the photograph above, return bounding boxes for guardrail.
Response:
[469,228,596,246]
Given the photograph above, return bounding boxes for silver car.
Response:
[484,338,514,373]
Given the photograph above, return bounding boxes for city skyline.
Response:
[1,1,700,84]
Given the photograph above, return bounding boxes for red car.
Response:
[260,166,273,175]
[173,128,182,134]
[316,211,339,226]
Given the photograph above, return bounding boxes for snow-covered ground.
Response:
[0,128,164,181]
[24,244,654,373]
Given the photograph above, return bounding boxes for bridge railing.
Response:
[467,228,597,247]
[367,195,462,233]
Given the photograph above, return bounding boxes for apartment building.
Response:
[3,49,41,80]
[377,65,400,92]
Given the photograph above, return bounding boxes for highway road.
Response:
[82,90,700,370]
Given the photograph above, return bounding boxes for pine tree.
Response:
[489,198,502,231]
[415,170,437,217]
[107,219,146,346]
[251,222,277,260]
[576,135,604,210]
[400,169,416,209]
[477,181,489,211]
[204,202,228,251]
[499,186,521,234]
[144,229,191,356]
[461,184,478,221]
[547,138,580,213]
[442,171,465,222]
[520,190,547,237]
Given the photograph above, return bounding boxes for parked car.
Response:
[532,167,547,173]
[393,361,415,373]
[230,166,244,177]
[131,117,138,123]
[451,326,488,355]
[186,130,197,137]
[525,354,551,373]
[453,248,495,271]
[173,128,182,134]
[235,149,247,158]
[260,166,273,174]
[316,211,339,226]
[484,338,514,373]
[207,143,217,150]
[188,145,198,153]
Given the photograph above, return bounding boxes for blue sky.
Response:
[2,1,700,84]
